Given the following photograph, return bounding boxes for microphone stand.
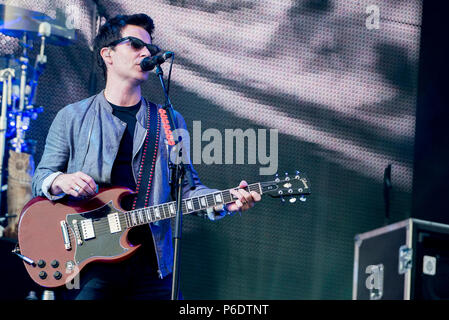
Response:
[383,164,392,226]
[154,64,196,300]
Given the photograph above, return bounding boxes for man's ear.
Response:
[100,47,113,63]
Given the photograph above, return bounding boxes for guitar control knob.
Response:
[37,260,46,268]
[51,260,59,268]
[39,271,47,279]
[53,271,62,280]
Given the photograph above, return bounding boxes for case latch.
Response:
[398,245,412,274]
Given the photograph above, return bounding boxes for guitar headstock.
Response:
[260,171,311,203]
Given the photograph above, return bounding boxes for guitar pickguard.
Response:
[65,201,128,264]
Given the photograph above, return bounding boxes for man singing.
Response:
[31,13,260,300]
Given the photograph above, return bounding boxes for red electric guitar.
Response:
[16,172,310,288]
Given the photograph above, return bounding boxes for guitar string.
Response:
[65,209,176,241]
[65,212,165,241]
[66,198,223,237]
[64,190,265,241]
[65,196,229,239]
[63,180,304,240]
[63,186,263,241]
[63,186,261,239]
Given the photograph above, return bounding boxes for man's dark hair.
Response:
[93,13,155,80]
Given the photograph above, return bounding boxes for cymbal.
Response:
[0,4,76,46]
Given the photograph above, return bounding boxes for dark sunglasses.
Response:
[106,36,160,56]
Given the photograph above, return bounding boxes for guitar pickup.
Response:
[107,213,121,234]
[80,219,95,240]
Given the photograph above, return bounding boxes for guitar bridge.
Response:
[72,220,83,246]
[60,220,72,250]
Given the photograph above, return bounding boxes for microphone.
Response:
[140,51,174,71]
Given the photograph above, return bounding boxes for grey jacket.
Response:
[32,90,224,278]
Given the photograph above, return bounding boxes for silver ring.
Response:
[74,186,80,192]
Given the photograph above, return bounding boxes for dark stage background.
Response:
[0,0,437,300]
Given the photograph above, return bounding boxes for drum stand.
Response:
[0,67,15,216]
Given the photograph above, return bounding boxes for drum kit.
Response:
[0,4,75,236]
[0,3,78,300]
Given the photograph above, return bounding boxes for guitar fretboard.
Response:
[123,183,262,228]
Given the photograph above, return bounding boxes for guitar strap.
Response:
[131,99,161,210]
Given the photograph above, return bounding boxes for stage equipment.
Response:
[0,4,75,237]
[353,218,449,300]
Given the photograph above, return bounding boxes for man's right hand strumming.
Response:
[50,171,98,198]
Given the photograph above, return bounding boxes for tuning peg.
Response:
[295,170,300,179]
[285,172,290,181]
[289,197,297,203]
[280,196,286,203]
[299,196,307,202]
[275,173,280,182]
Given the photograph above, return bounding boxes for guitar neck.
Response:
[122,183,263,228]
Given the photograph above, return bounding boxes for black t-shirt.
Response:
[108,100,156,264]
[109,100,141,191]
